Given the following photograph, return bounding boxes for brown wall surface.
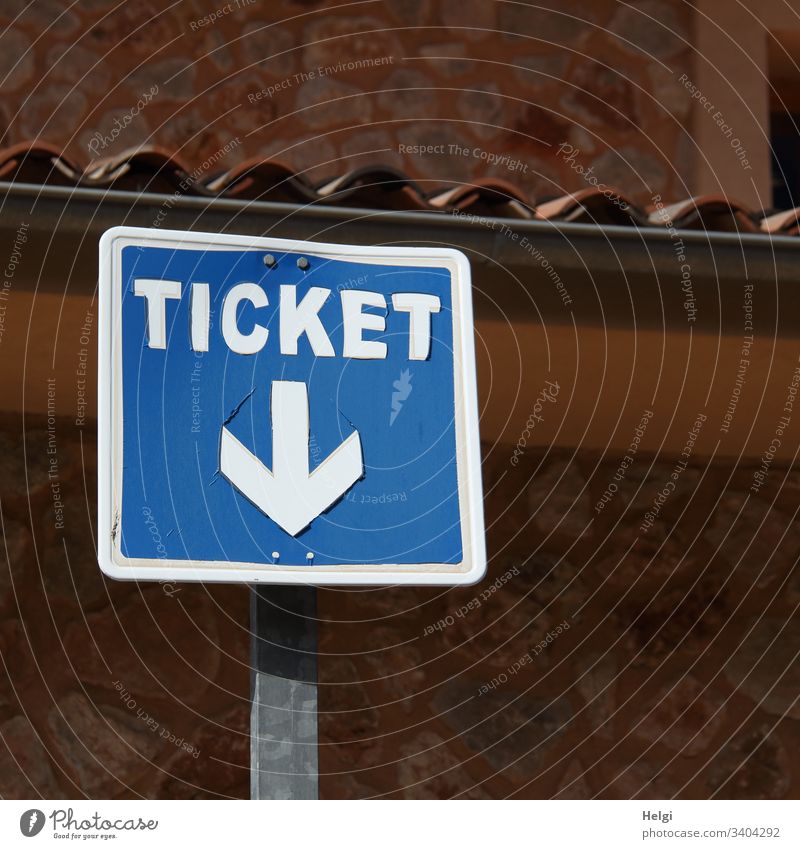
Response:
[2,411,799,799]
[2,0,800,804]
[2,0,697,203]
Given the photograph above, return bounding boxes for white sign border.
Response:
[98,226,486,586]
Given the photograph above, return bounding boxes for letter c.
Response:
[222,283,268,354]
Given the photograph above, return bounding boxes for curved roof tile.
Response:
[0,142,790,235]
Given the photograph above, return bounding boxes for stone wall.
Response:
[0,413,250,798]
[1,411,796,798]
[0,3,795,799]
[316,444,800,799]
[1,0,694,202]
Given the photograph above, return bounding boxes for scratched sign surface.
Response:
[98,228,485,586]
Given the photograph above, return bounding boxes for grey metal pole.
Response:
[250,585,319,799]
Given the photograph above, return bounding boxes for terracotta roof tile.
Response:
[0,141,82,186]
[534,187,645,226]
[0,142,790,235]
[84,147,199,194]
[759,208,800,235]
[646,195,760,234]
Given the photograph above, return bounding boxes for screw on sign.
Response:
[98,227,485,585]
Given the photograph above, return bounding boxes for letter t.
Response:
[133,279,181,349]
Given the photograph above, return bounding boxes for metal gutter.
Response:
[3,179,799,247]
[1,180,798,333]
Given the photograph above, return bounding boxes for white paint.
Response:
[392,292,441,360]
[133,278,181,349]
[222,282,268,355]
[220,381,363,536]
[191,282,210,352]
[341,290,387,359]
[134,280,440,361]
[99,227,486,586]
[279,285,335,357]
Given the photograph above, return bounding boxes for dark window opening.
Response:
[770,113,800,209]
[768,30,800,208]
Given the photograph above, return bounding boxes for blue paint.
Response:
[118,245,463,567]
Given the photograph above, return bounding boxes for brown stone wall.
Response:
[1,0,694,202]
[1,0,797,803]
[3,411,797,798]
[0,413,251,798]
[316,445,800,799]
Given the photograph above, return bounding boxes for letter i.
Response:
[191,283,210,352]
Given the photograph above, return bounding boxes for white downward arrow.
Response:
[220,381,363,537]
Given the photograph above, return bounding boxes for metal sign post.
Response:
[250,585,318,800]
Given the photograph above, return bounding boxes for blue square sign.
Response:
[98,227,485,585]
